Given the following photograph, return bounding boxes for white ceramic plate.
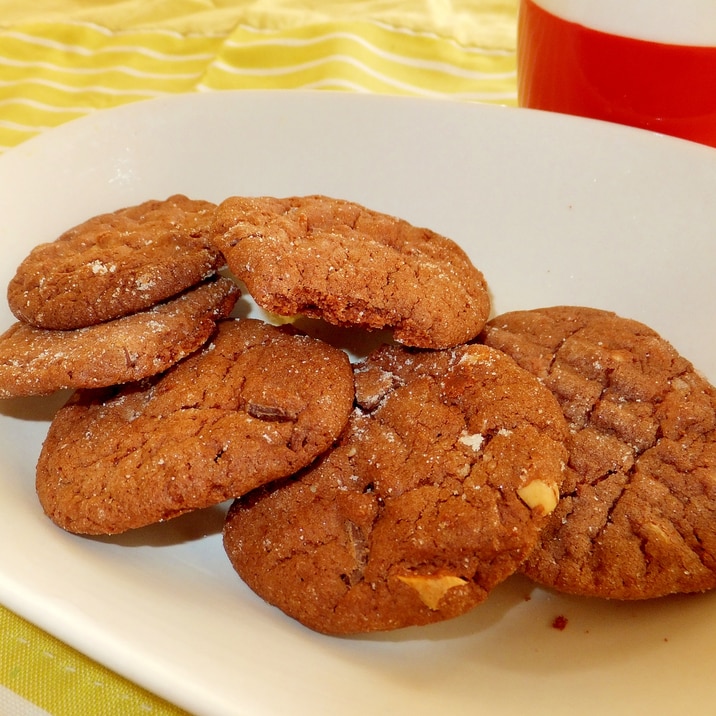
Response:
[1,91,715,716]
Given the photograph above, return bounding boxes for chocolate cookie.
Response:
[211,195,490,349]
[8,195,223,330]
[223,342,568,634]
[36,318,354,535]
[482,306,716,599]
[0,277,239,398]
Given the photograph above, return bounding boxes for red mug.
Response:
[517,0,716,147]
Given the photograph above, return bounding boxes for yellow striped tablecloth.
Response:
[0,0,517,153]
[0,2,518,714]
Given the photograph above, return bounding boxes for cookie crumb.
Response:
[551,615,568,631]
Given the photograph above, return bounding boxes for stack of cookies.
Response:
[2,193,715,635]
[1,195,240,397]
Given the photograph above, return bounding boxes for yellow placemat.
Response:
[0,0,518,152]
[0,0,518,46]
[0,2,519,714]
[1,608,188,715]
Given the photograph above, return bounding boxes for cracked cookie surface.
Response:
[482,306,716,599]
[0,276,239,398]
[223,342,568,634]
[211,194,490,349]
[8,194,223,330]
[36,318,354,535]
